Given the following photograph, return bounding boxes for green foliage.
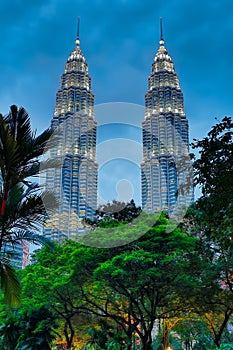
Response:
[0,306,58,349]
[0,311,21,350]
[83,319,129,350]
[80,211,161,248]
[19,225,233,349]
[96,199,142,225]
[21,241,110,349]
[0,254,21,306]
[173,318,214,349]
[16,306,58,350]
[20,214,206,349]
[192,116,233,198]
[191,116,233,246]
[180,117,233,347]
[218,345,233,350]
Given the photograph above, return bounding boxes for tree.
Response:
[180,117,233,347]
[173,318,214,349]
[194,246,233,348]
[20,213,232,348]
[180,212,233,348]
[0,105,58,306]
[21,242,107,349]
[79,214,197,350]
[191,116,233,247]
[96,200,141,226]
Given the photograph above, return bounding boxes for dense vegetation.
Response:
[0,108,232,349]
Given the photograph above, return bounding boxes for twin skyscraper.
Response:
[44,19,192,242]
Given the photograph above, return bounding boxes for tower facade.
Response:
[141,21,192,214]
[44,24,98,242]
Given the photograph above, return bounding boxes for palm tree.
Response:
[0,105,58,306]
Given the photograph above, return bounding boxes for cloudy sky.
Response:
[0,0,232,204]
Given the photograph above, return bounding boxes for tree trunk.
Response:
[162,328,169,349]
[121,321,132,350]
[144,342,153,350]
[126,343,132,350]
[141,331,153,350]
[214,338,220,349]
[184,340,192,350]
[64,318,74,349]
[213,309,233,349]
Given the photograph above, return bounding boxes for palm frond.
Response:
[19,128,54,165]
[2,106,58,188]
[0,117,19,185]
[39,158,61,171]
[32,128,54,153]
[19,158,61,180]
[41,190,59,214]
[5,105,32,144]
[0,105,59,306]
[0,255,21,307]
[1,185,57,242]
[10,231,55,251]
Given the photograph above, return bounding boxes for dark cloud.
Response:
[0,0,232,137]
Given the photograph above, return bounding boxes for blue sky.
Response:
[0,0,232,205]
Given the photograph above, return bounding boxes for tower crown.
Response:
[153,18,174,73]
[67,17,86,64]
[67,46,86,63]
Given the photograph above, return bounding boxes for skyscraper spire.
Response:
[76,16,80,46]
[160,17,163,40]
[159,17,165,46]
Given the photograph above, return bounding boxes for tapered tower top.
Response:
[160,17,164,44]
[153,17,173,68]
[75,16,80,46]
[66,17,86,65]
[159,17,165,49]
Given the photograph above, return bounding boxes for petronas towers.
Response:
[44,20,192,242]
